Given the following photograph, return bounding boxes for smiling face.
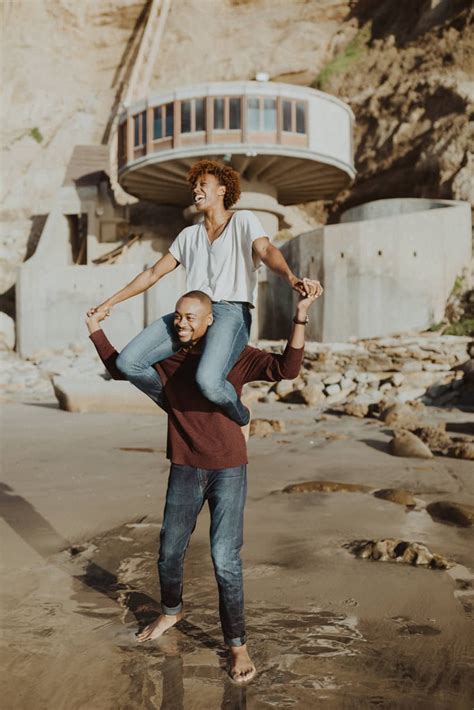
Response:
[192,172,226,212]
[173,295,213,345]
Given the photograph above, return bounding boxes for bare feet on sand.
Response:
[229,645,256,684]
[136,612,183,642]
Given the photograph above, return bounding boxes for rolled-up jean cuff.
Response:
[161,602,183,615]
[225,635,247,647]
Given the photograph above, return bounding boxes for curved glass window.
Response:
[181,101,192,133]
[247,98,260,131]
[296,102,306,134]
[229,98,241,129]
[282,100,292,132]
[213,98,225,129]
[263,98,276,130]
[195,98,206,131]
[153,107,162,139]
[165,103,174,137]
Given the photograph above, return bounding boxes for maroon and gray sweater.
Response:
[90,330,303,469]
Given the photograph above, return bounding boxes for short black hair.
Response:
[177,290,213,312]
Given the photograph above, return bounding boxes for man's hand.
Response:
[289,275,323,298]
[295,291,319,321]
[85,308,110,335]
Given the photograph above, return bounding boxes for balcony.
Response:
[117,81,355,205]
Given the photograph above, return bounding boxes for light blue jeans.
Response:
[116,301,252,425]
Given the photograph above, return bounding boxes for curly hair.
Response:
[187,160,241,209]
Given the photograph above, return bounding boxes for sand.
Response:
[1,400,474,709]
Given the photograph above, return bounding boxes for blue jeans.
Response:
[116,301,252,425]
[158,464,247,647]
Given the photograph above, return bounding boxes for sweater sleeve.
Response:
[89,330,126,380]
[239,344,304,384]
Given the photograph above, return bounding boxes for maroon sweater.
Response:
[90,330,303,469]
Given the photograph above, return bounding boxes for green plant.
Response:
[30,127,43,143]
[444,318,474,336]
[312,24,371,91]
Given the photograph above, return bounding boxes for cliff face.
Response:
[312,0,473,220]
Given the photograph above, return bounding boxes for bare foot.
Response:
[229,645,256,683]
[136,612,183,643]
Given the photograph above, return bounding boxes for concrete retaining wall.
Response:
[267,199,472,342]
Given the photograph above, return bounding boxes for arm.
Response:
[252,237,323,298]
[240,293,318,383]
[87,251,179,316]
[86,316,126,380]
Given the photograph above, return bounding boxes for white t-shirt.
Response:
[168,210,267,307]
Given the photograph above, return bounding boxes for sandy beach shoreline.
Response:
[1,399,473,709]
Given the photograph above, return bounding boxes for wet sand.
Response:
[1,401,473,709]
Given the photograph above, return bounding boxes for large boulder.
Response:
[53,376,162,414]
[380,402,422,430]
[389,430,433,459]
[427,501,474,527]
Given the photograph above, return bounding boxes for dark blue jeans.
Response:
[116,301,252,425]
[158,463,247,647]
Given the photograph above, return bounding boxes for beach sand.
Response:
[1,400,473,709]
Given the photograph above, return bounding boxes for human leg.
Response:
[195,302,252,425]
[137,464,204,643]
[207,465,255,682]
[116,313,180,405]
[207,465,247,646]
[158,464,205,613]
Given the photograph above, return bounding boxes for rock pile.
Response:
[345,539,451,570]
[261,334,472,410]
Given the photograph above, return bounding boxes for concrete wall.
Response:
[17,265,144,357]
[268,199,472,341]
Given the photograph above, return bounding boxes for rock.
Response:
[325,383,341,396]
[250,418,285,437]
[346,538,450,569]
[299,383,326,406]
[273,379,298,398]
[53,376,163,414]
[340,377,355,390]
[323,372,342,385]
[427,501,474,527]
[380,402,422,429]
[413,425,452,453]
[0,312,15,350]
[389,430,433,459]
[401,361,423,372]
[342,402,369,418]
[391,373,405,387]
[283,480,370,494]
[393,386,427,403]
[373,488,417,507]
[447,442,474,460]
[355,372,379,384]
